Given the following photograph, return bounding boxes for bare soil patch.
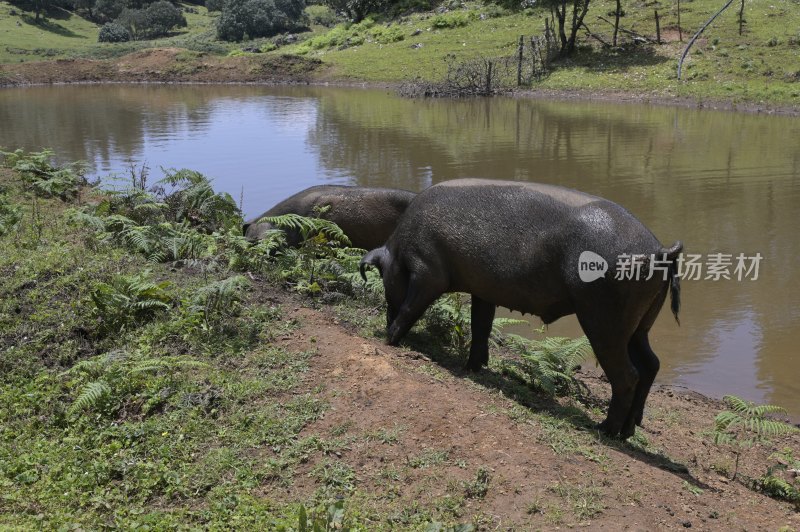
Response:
[0,48,324,86]
[256,291,800,529]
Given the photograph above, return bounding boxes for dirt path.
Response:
[259,302,799,529]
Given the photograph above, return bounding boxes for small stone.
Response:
[682,521,692,528]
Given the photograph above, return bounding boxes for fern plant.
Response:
[1,148,86,201]
[159,169,242,233]
[506,334,593,396]
[267,211,353,295]
[90,271,172,334]
[186,275,251,332]
[760,448,800,507]
[0,193,22,236]
[66,350,207,417]
[712,395,800,480]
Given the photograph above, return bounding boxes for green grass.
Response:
[0,1,230,63]
[0,161,334,528]
[284,0,800,104]
[0,2,99,63]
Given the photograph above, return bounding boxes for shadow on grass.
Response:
[390,324,712,492]
[552,43,671,73]
[21,14,87,39]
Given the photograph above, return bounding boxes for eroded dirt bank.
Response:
[0,48,323,86]
[260,292,800,529]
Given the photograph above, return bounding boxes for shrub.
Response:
[117,8,150,39]
[205,0,226,10]
[296,17,404,52]
[430,10,476,29]
[98,21,132,42]
[305,3,337,26]
[216,0,306,41]
[116,1,187,40]
[95,0,126,21]
[144,0,187,37]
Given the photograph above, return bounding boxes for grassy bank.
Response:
[1,150,799,528]
[1,0,799,107]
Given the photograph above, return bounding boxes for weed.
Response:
[365,424,405,444]
[683,480,705,496]
[548,480,604,520]
[526,496,544,514]
[463,467,490,499]
[408,449,449,468]
[311,459,356,496]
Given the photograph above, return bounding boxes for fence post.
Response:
[517,35,524,86]
[655,10,661,44]
[738,0,744,34]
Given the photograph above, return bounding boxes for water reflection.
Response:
[0,84,798,414]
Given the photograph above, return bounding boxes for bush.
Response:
[216,0,306,41]
[430,10,476,29]
[144,0,187,37]
[98,21,132,42]
[305,4,337,26]
[295,17,403,52]
[116,1,187,40]
[205,0,226,10]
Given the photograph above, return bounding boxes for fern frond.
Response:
[128,356,208,374]
[69,380,111,415]
[722,395,753,414]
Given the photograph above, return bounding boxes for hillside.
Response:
[1,152,799,528]
[1,0,799,108]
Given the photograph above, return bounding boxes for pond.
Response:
[1,84,798,416]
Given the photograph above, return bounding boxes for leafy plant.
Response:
[298,500,349,531]
[159,169,242,234]
[0,148,85,201]
[712,395,800,480]
[267,210,354,295]
[760,448,800,508]
[0,193,22,236]
[425,294,526,355]
[506,334,592,396]
[66,350,206,417]
[463,467,490,499]
[185,275,251,332]
[90,271,172,334]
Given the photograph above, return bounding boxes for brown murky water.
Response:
[1,84,798,414]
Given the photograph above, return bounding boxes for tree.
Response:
[95,0,127,21]
[144,0,187,37]
[542,0,592,56]
[323,0,384,23]
[216,0,306,41]
[116,1,186,40]
[98,21,132,41]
